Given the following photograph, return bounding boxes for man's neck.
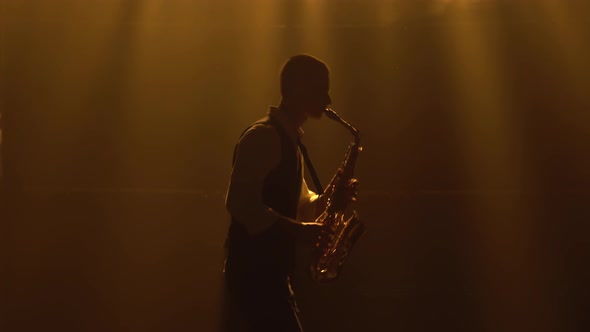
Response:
[279,104,307,128]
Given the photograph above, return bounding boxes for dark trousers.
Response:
[223,262,303,331]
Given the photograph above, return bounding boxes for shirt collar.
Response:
[268,106,304,143]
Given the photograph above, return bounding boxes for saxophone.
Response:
[309,108,365,283]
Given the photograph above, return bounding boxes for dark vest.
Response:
[225,114,302,293]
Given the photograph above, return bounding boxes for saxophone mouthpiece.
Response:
[324,108,340,121]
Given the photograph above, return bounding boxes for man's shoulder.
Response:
[241,116,277,137]
[238,117,280,145]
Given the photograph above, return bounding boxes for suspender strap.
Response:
[297,138,324,195]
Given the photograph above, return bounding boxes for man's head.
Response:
[280,54,331,119]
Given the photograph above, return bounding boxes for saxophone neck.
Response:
[325,108,361,144]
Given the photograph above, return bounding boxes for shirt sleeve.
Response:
[225,124,283,235]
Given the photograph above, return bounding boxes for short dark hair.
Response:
[280,54,329,100]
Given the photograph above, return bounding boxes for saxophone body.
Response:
[309,108,365,283]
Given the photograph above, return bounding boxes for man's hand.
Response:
[274,211,326,241]
[300,221,325,230]
[298,221,326,243]
[300,221,326,237]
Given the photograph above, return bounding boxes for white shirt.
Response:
[225,107,322,235]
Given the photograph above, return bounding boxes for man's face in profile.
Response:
[301,72,331,119]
